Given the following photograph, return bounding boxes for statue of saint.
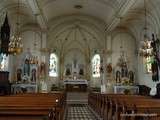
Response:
[31,68,36,82]
[121,62,128,78]
[23,59,30,76]
[17,68,22,82]
[116,71,121,83]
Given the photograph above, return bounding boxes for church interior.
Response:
[0,0,160,120]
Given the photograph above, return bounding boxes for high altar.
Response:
[64,79,88,92]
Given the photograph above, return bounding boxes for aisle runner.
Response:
[65,104,99,120]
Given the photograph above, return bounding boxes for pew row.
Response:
[0,92,66,120]
[88,92,160,120]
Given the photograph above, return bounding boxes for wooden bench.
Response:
[0,92,66,120]
[88,92,160,120]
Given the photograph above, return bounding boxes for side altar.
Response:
[11,83,38,94]
[63,79,88,92]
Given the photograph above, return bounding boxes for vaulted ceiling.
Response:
[0,0,160,37]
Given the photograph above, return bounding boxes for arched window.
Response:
[92,54,100,77]
[0,53,8,71]
[49,53,58,77]
[145,56,152,73]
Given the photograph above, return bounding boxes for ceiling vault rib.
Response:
[105,0,137,32]
[27,0,47,30]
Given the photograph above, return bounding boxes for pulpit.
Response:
[64,79,88,92]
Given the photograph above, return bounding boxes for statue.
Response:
[31,68,36,82]
[39,62,46,78]
[23,59,30,76]
[79,68,84,76]
[17,68,22,82]
[121,62,128,78]
[116,70,121,83]
[128,71,134,83]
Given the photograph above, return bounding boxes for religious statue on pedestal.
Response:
[23,59,30,76]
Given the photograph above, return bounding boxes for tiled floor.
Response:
[65,104,100,120]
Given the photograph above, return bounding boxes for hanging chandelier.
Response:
[8,0,23,55]
[139,0,153,58]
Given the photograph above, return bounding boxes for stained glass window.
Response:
[0,53,8,71]
[145,56,152,73]
[49,53,58,77]
[92,54,100,77]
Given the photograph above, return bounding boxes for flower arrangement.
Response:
[121,77,132,85]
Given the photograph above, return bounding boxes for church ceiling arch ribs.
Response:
[27,0,47,30]
[61,26,87,50]
[38,0,117,22]
[62,25,102,49]
[40,0,118,11]
[78,25,103,48]
[48,14,106,33]
[105,0,137,32]
[148,0,160,31]
[126,8,159,34]
[48,22,104,49]
[63,47,85,60]
[51,26,77,50]
[77,25,90,50]
[0,0,33,16]
[49,17,105,38]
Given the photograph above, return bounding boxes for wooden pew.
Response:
[105,94,150,120]
[88,92,160,120]
[117,98,160,120]
[0,92,66,120]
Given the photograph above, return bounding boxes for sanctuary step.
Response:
[66,92,88,104]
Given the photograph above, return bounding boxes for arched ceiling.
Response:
[0,0,160,37]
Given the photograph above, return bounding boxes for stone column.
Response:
[106,35,114,93]
[100,50,106,93]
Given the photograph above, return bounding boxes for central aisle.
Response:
[65,104,100,120]
[65,92,101,120]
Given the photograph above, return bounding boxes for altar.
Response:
[11,83,38,94]
[114,85,139,94]
[63,79,88,92]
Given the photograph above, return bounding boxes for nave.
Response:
[1,0,160,119]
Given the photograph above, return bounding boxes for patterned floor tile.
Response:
[65,104,100,120]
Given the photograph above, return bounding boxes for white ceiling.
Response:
[0,0,160,34]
